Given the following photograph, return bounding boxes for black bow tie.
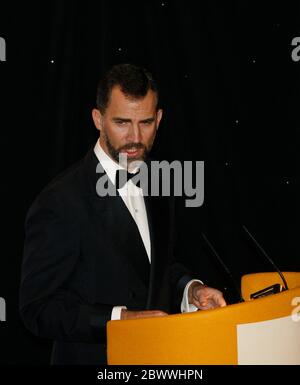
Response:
[115,169,141,189]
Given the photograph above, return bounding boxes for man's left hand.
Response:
[188,282,227,310]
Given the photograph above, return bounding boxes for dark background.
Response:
[0,0,299,364]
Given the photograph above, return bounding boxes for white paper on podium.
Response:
[237,315,300,364]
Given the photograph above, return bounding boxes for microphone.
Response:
[242,225,289,297]
[201,232,244,303]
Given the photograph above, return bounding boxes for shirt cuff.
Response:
[181,279,204,313]
[111,306,127,320]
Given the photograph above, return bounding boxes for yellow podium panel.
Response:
[241,271,300,300]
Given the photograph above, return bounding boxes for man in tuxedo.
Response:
[19,63,226,365]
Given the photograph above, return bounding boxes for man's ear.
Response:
[92,108,102,132]
[156,108,163,130]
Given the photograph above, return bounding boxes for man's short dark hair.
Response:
[96,63,159,113]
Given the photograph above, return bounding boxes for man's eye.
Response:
[116,121,127,125]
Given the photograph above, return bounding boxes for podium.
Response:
[107,272,300,364]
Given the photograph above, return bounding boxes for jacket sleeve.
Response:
[19,190,113,344]
[168,195,203,313]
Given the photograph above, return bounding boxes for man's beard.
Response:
[103,130,153,165]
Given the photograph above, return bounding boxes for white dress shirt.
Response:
[93,139,202,319]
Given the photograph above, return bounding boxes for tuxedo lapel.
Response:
[83,147,150,289]
[143,170,172,309]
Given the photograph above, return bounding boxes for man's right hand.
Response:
[121,309,168,320]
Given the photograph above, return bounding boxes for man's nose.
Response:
[127,124,142,143]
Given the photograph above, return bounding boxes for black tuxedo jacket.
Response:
[19,147,196,364]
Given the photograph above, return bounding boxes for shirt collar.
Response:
[93,139,141,185]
